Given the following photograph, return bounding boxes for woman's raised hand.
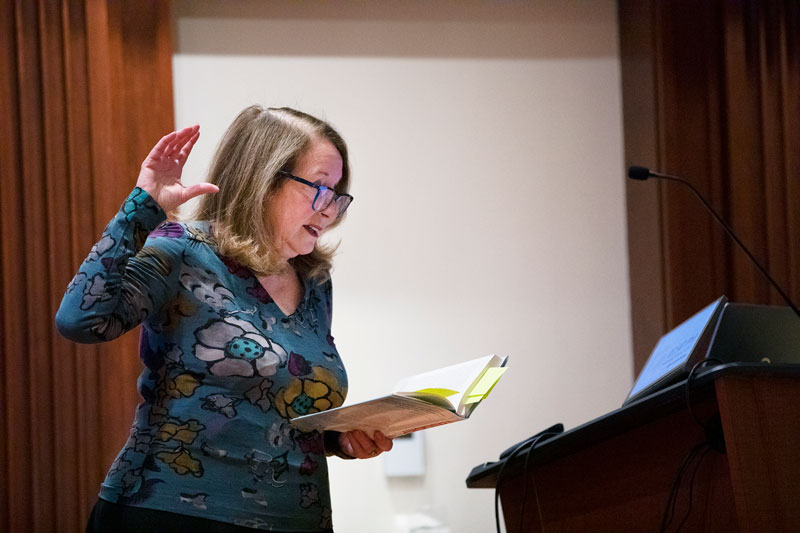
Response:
[135,125,219,213]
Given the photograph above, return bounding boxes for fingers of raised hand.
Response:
[177,130,200,164]
[167,126,199,163]
[137,126,211,212]
[182,182,219,203]
[147,125,199,167]
[148,130,177,161]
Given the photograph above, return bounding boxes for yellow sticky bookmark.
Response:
[463,367,507,404]
[415,388,459,398]
[472,367,507,395]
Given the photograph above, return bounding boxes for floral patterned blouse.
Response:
[55,188,348,531]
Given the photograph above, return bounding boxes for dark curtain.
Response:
[0,1,174,530]
[620,0,800,371]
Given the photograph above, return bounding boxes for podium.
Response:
[466,364,800,532]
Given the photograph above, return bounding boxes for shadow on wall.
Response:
[173,0,617,59]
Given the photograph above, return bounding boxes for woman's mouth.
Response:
[304,225,319,238]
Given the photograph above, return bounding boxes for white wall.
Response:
[172,1,632,531]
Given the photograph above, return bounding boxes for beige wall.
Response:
[172,1,631,531]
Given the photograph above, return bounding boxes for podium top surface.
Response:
[466,362,800,489]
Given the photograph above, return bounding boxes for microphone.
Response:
[628,165,652,181]
[627,165,800,319]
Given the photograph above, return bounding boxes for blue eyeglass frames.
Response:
[278,170,354,217]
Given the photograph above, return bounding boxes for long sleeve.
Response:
[55,189,347,528]
[55,188,182,343]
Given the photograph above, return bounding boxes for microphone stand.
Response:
[628,166,800,319]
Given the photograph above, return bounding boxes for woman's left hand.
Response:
[338,430,393,459]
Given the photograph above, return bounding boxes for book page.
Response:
[290,395,464,439]
[392,354,503,413]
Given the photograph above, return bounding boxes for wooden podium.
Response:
[466,364,800,532]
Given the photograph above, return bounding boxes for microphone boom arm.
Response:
[628,167,800,318]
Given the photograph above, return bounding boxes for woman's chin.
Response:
[283,244,315,261]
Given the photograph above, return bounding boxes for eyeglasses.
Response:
[278,171,353,217]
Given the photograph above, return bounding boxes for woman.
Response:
[56,105,392,532]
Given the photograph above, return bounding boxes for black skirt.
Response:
[86,498,335,533]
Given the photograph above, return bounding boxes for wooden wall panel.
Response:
[0,1,174,530]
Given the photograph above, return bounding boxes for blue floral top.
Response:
[55,188,348,531]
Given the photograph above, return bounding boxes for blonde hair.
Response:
[191,105,351,281]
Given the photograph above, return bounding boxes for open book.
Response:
[290,354,508,439]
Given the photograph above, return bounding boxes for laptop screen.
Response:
[625,296,727,404]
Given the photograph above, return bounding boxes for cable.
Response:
[675,445,713,531]
[684,357,724,430]
[660,444,700,532]
[658,357,728,531]
[494,430,560,533]
[495,439,528,533]
[659,442,709,532]
[517,432,554,533]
